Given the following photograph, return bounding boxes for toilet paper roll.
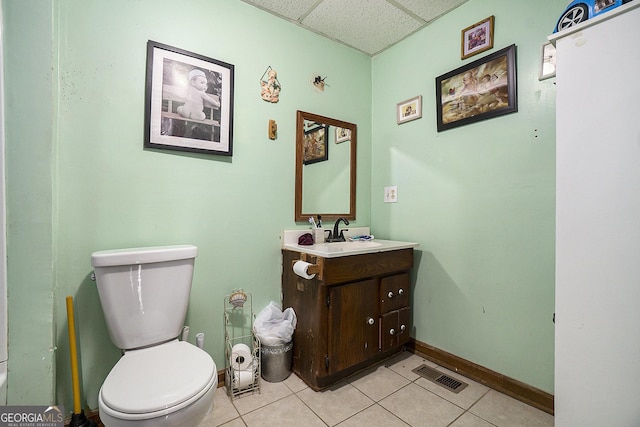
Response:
[230,343,253,371]
[233,368,255,390]
[293,260,316,280]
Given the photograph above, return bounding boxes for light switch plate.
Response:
[384,186,398,203]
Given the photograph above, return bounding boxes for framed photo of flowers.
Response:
[461,16,494,60]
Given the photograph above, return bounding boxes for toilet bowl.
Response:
[91,245,216,427]
[98,340,217,427]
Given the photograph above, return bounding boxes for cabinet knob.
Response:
[400,324,406,332]
[387,291,394,299]
[367,317,375,325]
[398,288,404,295]
[389,328,396,335]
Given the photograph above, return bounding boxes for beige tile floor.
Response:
[200,352,554,427]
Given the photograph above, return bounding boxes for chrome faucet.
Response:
[327,217,349,242]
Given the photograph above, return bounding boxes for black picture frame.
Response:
[144,40,234,156]
[303,125,328,165]
[436,44,517,132]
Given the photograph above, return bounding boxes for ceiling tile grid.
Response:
[239,0,319,21]
[393,0,469,23]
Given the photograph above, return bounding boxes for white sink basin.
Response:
[283,239,418,258]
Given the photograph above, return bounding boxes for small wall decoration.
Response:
[311,75,328,92]
[144,40,234,156]
[538,42,556,80]
[260,66,281,103]
[396,95,422,125]
[335,127,351,143]
[461,16,494,60]
[436,44,517,132]
[268,119,277,140]
[303,125,328,164]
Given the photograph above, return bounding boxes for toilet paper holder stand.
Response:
[224,292,261,399]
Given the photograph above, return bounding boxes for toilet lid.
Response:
[101,340,215,414]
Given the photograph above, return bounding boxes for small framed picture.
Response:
[397,95,422,125]
[335,127,351,143]
[538,42,556,80]
[461,16,494,60]
[144,40,234,156]
[303,125,328,164]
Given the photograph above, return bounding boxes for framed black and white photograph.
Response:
[144,40,234,156]
[436,44,517,132]
[303,125,328,164]
[396,95,422,124]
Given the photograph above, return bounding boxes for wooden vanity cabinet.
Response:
[281,248,413,390]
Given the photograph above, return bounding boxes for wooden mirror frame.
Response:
[295,110,357,222]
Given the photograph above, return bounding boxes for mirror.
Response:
[295,110,356,222]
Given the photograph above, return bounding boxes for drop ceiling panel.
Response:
[239,0,470,55]
[302,0,423,56]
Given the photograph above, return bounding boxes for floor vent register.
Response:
[412,364,468,394]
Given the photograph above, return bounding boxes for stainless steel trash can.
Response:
[260,341,293,382]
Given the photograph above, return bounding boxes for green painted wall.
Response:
[3,0,56,404]
[4,0,371,409]
[371,0,559,393]
[3,0,561,410]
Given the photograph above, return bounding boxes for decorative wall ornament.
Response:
[268,119,277,140]
[260,66,281,103]
[311,75,328,92]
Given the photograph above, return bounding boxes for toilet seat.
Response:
[100,340,216,420]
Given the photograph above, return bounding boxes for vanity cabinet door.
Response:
[327,279,379,374]
[380,307,411,352]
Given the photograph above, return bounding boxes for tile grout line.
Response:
[459,388,498,427]
[231,381,302,422]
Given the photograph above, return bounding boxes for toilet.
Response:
[91,245,217,427]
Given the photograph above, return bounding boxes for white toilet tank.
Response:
[91,245,198,350]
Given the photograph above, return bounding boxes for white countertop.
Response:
[282,229,418,258]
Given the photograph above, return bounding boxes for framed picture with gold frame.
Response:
[461,16,494,60]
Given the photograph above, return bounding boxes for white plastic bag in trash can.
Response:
[253,302,297,346]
